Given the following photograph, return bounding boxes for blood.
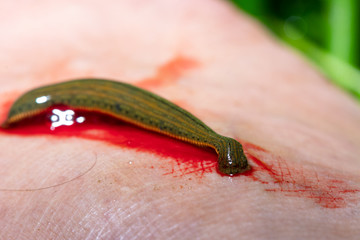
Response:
[242,146,360,209]
[0,106,217,177]
[137,55,199,88]
[0,105,359,208]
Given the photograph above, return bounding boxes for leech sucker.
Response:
[2,79,250,175]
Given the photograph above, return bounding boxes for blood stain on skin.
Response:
[137,55,199,88]
[0,106,217,177]
[0,105,359,208]
[242,143,360,209]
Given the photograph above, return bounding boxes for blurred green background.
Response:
[230,0,360,101]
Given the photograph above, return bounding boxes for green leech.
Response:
[2,79,250,175]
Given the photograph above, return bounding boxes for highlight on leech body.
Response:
[1,78,250,176]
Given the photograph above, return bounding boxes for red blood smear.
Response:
[242,147,360,209]
[0,106,217,177]
[1,106,359,208]
[137,55,199,88]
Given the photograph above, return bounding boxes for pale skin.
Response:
[1,0,360,239]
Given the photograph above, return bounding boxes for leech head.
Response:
[217,138,250,176]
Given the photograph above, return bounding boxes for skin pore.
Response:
[0,0,360,239]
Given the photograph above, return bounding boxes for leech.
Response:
[1,79,250,175]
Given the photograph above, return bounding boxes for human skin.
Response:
[0,0,360,239]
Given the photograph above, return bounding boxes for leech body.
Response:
[2,79,250,175]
